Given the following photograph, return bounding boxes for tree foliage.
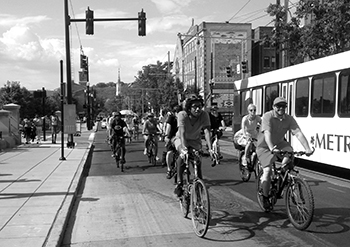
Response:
[0,81,60,119]
[266,0,350,62]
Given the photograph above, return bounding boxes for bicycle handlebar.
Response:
[271,147,315,156]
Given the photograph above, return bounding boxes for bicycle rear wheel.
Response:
[285,176,314,230]
[190,178,210,238]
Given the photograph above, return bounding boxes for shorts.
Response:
[257,141,293,168]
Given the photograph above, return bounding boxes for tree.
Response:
[266,0,350,62]
[132,61,180,115]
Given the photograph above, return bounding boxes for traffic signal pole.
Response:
[63,2,146,148]
[64,0,75,148]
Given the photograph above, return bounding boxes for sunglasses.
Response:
[249,109,256,112]
[275,104,287,109]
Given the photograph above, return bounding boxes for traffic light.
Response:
[241,60,248,73]
[226,66,232,77]
[80,54,88,70]
[138,9,146,36]
[86,7,94,35]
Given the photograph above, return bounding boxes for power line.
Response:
[227,0,252,22]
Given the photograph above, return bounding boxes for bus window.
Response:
[295,78,309,117]
[264,84,278,112]
[252,87,263,115]
[311,73,336,117]
[240,90,252,116]
[339,70,350,117]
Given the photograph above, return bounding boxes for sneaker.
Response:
[111,153,116,158]
[174,183,183,197]
[143,148,147,155]
[166,171,172,179]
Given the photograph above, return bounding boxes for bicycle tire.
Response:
[179,171,190,218]
[190,178,210,238]
[285,176,314,230]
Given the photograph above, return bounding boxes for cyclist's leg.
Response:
[143,135,149,154]
[278,141,293,168]
[154,136,159,160]
[257,148,275,197]
[121,138,126,162]
[245,140,252,163]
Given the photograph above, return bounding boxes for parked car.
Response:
[101,118,108,129]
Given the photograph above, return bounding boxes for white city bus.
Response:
[232,50,350,172]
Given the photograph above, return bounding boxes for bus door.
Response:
[281,82,294,142]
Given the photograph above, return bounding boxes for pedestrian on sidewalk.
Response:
[33,114,43,143]
[50,112,59,144]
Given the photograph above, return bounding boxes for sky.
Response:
[0,0,282,91]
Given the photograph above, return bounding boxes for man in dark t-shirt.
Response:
[110,112,129,163]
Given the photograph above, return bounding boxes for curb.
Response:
[43,142,95,247]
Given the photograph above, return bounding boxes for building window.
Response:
[271,56,276,68]
[263,56,270,69]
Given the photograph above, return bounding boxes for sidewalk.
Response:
[0,123,97,247]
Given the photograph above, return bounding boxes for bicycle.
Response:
[256,148,315,230]
[145,133,158,166]
[236,138,258,182]
[132,125,139,140]
[112,135,126,172]
[178,148,210,238]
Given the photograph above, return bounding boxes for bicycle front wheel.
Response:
[190,178,210,238]
[285,176,314,230]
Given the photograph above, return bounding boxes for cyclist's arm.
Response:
[203,126,212,151]
[142,121,147,135]
[292,128,313,155]
[178,125,187,150]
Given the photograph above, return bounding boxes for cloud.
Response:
[151,0,194,14]
[0,14,50,27]
[0,25,63,62]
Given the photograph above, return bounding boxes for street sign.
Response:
[64,104,76,134]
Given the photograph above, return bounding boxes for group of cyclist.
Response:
[235,97,313,211]
[106,94,314,211]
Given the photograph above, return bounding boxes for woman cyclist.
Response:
[142,112,160,161]
[240,103,261,166]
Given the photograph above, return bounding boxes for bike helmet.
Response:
[184,94,204,112]
[147,112,154,118]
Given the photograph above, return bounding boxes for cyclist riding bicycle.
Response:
[110,112,130,163]
[209,105,226,159]
[142,112,160,161]
[239,103,261,166]
[163,103,182,178]
[257,97,313,210]
[173,95,214,197]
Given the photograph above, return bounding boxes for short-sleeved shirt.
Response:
[110,119,127,136]
[166,114,178,138]
[209,112,224,130]
[242,115,261,139]
[176,110,211,150]
[257,110,299,149]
